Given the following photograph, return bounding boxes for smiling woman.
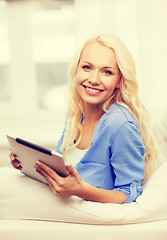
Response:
[76,42,121,106]
[10,33,158,205]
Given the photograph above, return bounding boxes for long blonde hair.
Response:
[61,33,159,182]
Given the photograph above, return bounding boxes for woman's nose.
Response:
[88,71,100,85]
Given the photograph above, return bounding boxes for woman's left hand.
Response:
[34,161,85,197]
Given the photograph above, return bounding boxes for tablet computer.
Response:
[7,135,68,184]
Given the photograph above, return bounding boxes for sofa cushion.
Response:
[0,162,167,225]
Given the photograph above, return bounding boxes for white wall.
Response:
[0,0,167,150]
[74,0,167,121]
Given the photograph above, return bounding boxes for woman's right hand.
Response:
[9,149,22,170]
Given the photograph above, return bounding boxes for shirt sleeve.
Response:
[110,121,145,202]
[113,181,143,203]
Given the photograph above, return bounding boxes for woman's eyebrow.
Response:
[81,61,116,69]
[81,61,93,66]
[103,66,116,70]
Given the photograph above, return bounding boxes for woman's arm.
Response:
[34,161,127,204]
[79,182,127,204]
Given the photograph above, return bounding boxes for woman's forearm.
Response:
[34,161,127,203]
[78,181,127,204]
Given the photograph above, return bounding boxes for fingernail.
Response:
[36,161,41,166]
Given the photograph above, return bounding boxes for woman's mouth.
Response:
[82,85,104,96]
[83,85,104,94]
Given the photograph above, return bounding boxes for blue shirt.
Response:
[56,104,145,203]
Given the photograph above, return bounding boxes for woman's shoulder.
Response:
[93,103,140,139]
[102,103,137,127]
[92,103,142,148]
[92,104,142,144]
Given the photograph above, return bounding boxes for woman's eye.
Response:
[82,65,91,70]
[103,70,112,75]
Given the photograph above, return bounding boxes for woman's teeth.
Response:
[85,86,102,93]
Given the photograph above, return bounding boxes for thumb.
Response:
[66,164,79,177]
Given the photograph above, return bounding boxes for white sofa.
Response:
[0,161,167,240]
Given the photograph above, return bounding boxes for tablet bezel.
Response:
[7,135,68,184]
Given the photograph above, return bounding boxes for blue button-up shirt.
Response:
[56,104,145,202]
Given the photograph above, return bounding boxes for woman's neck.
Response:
[76,104,104,150]
[83,104,104,124]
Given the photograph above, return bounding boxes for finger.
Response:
[36,161,61,182]
[9,150,22,169]
[34,163,55,183]
[10,154,21,166]
[11,159,22,170]
[34,164,60,194]
[46,179,60,195]
[9,152,16,161]
[11,159,20,165]
[66,164,79,177]
[15,165,22,170]
[35,167,45,178]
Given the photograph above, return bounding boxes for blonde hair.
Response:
[61,33,159,182]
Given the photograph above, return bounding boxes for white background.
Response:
[0,0,167,160]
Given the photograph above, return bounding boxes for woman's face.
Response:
[76,42,121,108]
